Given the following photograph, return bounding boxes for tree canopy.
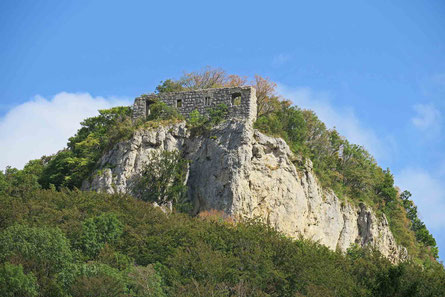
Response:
[0,189,443,296]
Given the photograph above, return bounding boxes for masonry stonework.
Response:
[132,86,257,122]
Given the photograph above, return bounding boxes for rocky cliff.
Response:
[83,119,408,263]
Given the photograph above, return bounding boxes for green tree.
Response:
[67,106,132,149]
[0,159,43,197]
[0,224,73,277]
[376,169,397,204]
[155,79,185,93]
[400,190,438,258]
[0,263,39,297]
[69,263,129,297]
[128,264,166,297]
[79,213,124,258]
[39,106,133,189]
[0,224,73,295]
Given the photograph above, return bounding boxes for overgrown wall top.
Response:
[132,86,257,122]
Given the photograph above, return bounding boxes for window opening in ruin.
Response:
[176,99,182,108]
[231,93,242,106]
[146,100,155,116]
[205,96,211,106]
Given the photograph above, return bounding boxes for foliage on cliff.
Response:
[38,106,133,189]
[253,99,438,260]
[132,150,189,206]
[0,187,444,297]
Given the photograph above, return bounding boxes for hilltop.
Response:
[0,68,443,296]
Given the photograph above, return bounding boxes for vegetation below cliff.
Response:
[0,189,444,297]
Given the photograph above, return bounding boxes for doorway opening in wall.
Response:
[231,93,242,106]
[176,99,182,108]
[146,100,155,117]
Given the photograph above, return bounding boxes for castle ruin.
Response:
[132,86,257,122]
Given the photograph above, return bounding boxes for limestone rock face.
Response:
[83,119,407,263]
[82,122,188,194]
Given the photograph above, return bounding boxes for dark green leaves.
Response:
[132,150,189,206]
[0,263,38,297]
[0,190,444,296]
[39,106,133,190]
[79,213,124,258]
[146,101,183,122]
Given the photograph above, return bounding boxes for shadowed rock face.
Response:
[83,119,408,263]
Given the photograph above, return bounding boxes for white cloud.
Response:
[0,92,131,170]
[277,84,389,162]
[411,103,442,133]
[396,168,445,231]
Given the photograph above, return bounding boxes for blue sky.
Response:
[1,0,444,260]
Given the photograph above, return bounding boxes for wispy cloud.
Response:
[396,167,445,261]
[0,92,131,170]
[432,73,445,87]
[278,84,390,162]
[396,168,445,231]
[411,103,442,135]
[272,53,291,67]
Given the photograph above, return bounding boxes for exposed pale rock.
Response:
[83,119,407,263]
[82,122,188,194]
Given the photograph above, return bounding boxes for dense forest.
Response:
[0,67,444,296]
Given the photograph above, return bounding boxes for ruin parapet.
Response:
[132,86,257,122]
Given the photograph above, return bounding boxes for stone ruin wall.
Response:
[132,86,257,122]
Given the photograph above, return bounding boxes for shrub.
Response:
[208,103,229,126]
[187,109,206,128]
[147,102,184,122]
[198,209,235,225]
[132,150,189,206]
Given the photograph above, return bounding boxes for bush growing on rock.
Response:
[132,150,189,206]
